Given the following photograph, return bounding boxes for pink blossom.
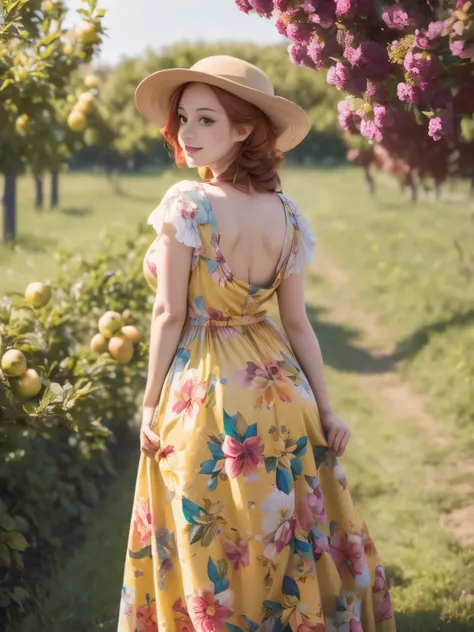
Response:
[337,101,361,134]
[273,0,289,9]
[190,586,233,632]
[327,62,366,96]
[248,0,274,16]
[345,41,392,81]
[307,34,342,69]
[415,21,447,49]
[404,51,440,79]
[288,42,312,67]
[366,80,388,103]
[336,0,372,19]
[360,119,382,142]
[275,18,288,36]
[428,113,457,141]
[373,105,395,129]
[305,0,336,28]
[235,0,253,13]
[286,22,314,44]
[222,434,265,478]
[381,4,412,30]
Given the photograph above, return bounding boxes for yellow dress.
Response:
[118,180,396,632]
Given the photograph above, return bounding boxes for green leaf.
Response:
[9,586,30,606]
[0,78,14,91]
[0,513,16,531]
[96,8,107,17]
[264,456,277,472]
[3,531,28,551]
[128,545,152,559]
[0,542,11,567]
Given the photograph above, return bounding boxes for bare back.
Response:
[201,182,287,289]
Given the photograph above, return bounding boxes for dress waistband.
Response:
[185,313,268,328]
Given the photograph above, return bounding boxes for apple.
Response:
[25,281,51,308]
[122,308,131,322]
[67,110,86,132]
[98,311,125,339]
[76,22,99,46]
[15,114,31,135]
[121,325,140,344]
[108,336,134,364]
[63,42,74,56]
[43,1,54,12]
[1,349,27,377]
[10,368,42,400]
[84,74,99,89]
[90,333,108,353]
[76,92,94,115]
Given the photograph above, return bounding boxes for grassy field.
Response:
[10,167,474,631]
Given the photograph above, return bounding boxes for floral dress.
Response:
[118,180,396,632]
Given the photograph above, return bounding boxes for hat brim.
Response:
[135,68,311,152]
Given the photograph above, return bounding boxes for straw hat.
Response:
[135,55,311,152]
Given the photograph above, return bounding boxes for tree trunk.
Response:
[2,173,16,243]
[34,175,44,211]
[364,165,375,196]
[434,180,442,201]
[50,170,59,208]
[470,175,474,199]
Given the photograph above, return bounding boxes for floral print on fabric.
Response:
[120,180,396,632]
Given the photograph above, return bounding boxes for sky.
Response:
[65,1,285,66]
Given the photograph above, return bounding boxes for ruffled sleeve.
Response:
[284,198,316,278]
[147,180,208,250]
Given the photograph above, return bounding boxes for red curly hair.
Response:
[161,82,284,193]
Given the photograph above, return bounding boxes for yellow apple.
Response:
[108,336,134,364]
[67,109,86,132]
[1,349,27,377]
[10,368,42,400]
[25,281,51,308]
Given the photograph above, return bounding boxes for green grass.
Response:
[8,167,474,631]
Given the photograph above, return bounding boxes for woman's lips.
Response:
[184,146,202,154]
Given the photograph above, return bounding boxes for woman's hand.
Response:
[140,406,161,459]
[320,410,351,458]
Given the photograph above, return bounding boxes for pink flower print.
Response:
[172,370,207,422]
[190,585,234,632]
[329,529,370,587]
[310,528,329,561]
[132,497,152,547]
[173,597,194,631]
[236,360,292,409]
[222,528,250,570]
[296,486,326,531]
[373,565,394,622]
[260,487,296,560]
[297,618,326,632]
[136,600,158,632]
[222,434,264,479]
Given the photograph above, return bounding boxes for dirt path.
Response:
[310,248,474,544]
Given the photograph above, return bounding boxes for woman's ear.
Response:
[233,124,254,143]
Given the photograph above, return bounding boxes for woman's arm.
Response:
[141,222,193,409]
[277,270,333,417]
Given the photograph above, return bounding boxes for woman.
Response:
[119,55,396,632]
